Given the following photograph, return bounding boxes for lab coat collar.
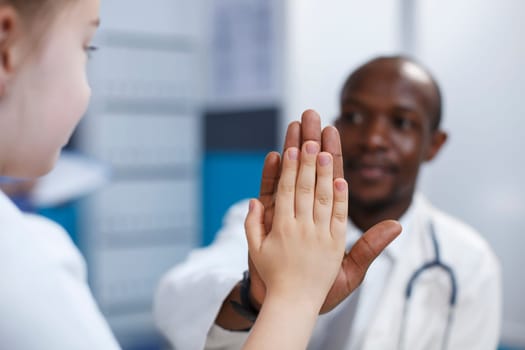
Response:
[346,193,423,261]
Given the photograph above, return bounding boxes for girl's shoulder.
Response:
[0,193,86,281]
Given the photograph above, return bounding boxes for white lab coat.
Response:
[154,193,502,350]
[0,191,121,349]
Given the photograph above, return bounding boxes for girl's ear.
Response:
[425,129,448,162]
[0,6,21,97]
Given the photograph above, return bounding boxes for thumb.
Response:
[343,220,402,291]
[244,199,266,253]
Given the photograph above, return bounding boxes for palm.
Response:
[321,264,353,313]
[323,219,401,313]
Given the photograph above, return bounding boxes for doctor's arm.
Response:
[153,204,251,350]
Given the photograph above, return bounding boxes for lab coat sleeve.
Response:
[154,200,251,350]
[447,244,502,350]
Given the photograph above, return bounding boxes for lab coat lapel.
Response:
[360,197,432,349]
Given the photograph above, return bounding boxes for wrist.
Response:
[248,284,263,311]
[265,286,324,315]
[268,283,326,308]
[230,271,260,324]
[215,282,255,331]
[263,290,321,322]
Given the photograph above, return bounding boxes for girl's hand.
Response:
[244,141,347,308]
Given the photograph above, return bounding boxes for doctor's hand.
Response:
[249,110,402,314]
[257,110,342,234]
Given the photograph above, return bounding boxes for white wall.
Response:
[282,0,401,137]
[414,0,525,346]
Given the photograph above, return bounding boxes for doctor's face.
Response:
[335,59,443,210]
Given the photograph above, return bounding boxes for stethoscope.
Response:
[397,222,458,350]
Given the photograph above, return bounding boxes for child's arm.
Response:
[242,141,347,350]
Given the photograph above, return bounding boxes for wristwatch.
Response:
[230,270,260,324]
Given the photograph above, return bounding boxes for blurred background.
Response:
[4,0,524,349]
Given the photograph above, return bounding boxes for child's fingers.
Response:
[274,147,299,220]
[295,141,320,220]
[244,199,266,253]
[330,178,348,243]
[313,152,334,228]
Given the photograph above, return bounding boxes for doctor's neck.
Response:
[348,191,414,232]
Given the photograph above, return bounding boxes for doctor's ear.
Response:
[425,129,448,162]
[0,5,22,98]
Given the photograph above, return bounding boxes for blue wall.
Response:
[202,152,268,246]
[202,108,279,246]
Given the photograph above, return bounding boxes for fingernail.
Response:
[249,199,255,211]
[319,153,331,166]
[335,179,347,192]
[288,148,299,160]
[305,142,319,155]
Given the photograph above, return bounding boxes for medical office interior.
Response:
[2,0,523,349]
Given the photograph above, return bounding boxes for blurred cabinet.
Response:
[77,1,204,348]
[202,0,283,246]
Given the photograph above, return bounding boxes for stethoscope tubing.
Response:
[398,222,458,350]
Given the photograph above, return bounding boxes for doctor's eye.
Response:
[341,111,365,125]
[392,115,415,131]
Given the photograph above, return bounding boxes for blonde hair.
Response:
[0,0,74,48]
[0,0,73,26]
[0,1,59,16]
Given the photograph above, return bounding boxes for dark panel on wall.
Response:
[205,108,278,151]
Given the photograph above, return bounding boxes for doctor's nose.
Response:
[360,116,390,151]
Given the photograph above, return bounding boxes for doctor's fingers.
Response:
[257,121,300,232]
[321,126,344,180]
[274,147,300,220]
[281,112,321,187]
[283,120,301,151]
[277,111,321,197]
[299,109,322,148]
[343,220,402,291]
[283,110,323,151]
[295,141,320,221]
[258,152,281,231]
[259,152,280,203]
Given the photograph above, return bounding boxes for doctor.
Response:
[155,56,502,350]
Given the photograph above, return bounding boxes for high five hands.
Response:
[247,110,402,314]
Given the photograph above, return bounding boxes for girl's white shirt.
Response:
[0,191,120,350]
